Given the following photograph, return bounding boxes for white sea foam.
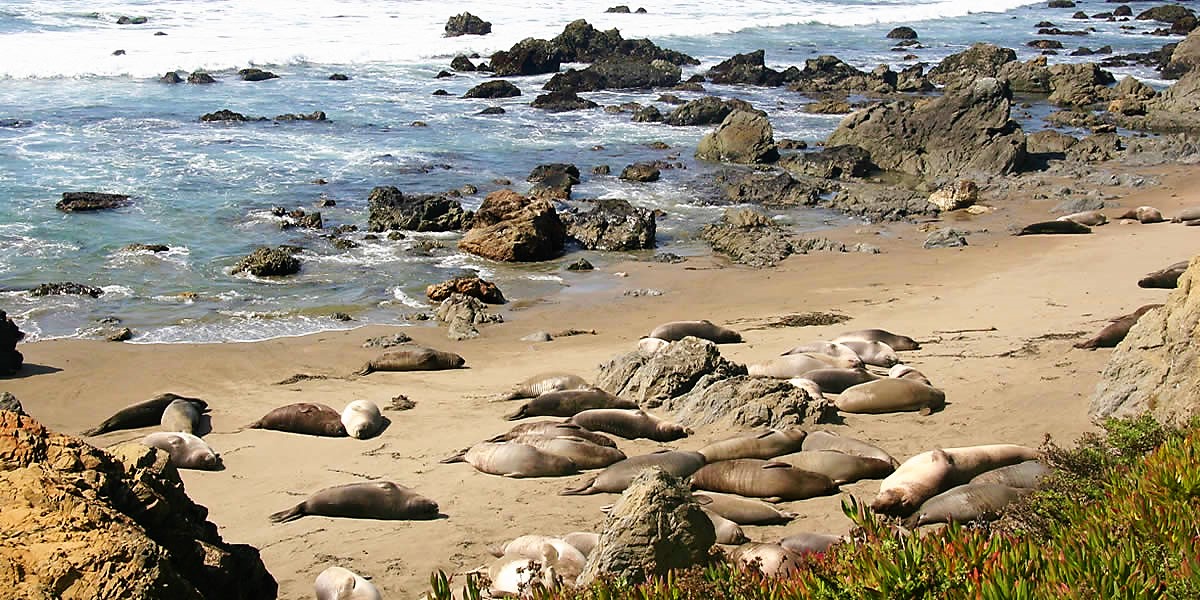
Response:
[389,287,428,308]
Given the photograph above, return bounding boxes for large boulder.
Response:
[700,208,797,268]
[527,163,580,200]
[1090,257,1200,425]
[997,57,1053,93]
[425,275,505,304]
[927,43,1017,87]
[490,38,561,77]
[715,169,826,207]
[1136,5,1194,25]
[662,375,836,430]
[0,412,277,598]
[695,110,779,164]
[778,145,874,180]
[457,190,566,262]
[785,55,909,93]
[596,337,746,408]
[543,57,680,92]
[462,80,521,99]
[1048,63,1116,107]
[435,294,503,340]
[576,468,715,587]
[827,182,933,222]
[530,90,600,112]
[56,191,131,212]
[563,198,656,250]
[826,77,1027,180]
[444,12,491,36]
[231,246,300,277]
[366,186,470,232]
[665,96,759,126]
[0,311,23,376]
[1164,28,1200,79]
[707,50,784,86]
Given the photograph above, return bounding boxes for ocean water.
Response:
[0,0,1185,342]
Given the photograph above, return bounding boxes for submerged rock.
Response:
[366,186,470,232]
[231,246,301,277]
[30,282,104,297]
[56,191,131,212]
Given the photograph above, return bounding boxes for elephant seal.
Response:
[1176,206,1200,222]
[692,492,798,525]
[888,364,932,386]
[356,347,465,375]
[969,460,1050,489]
[1074,304,1162,349]
[775,450,894,484]
[1014,220,1091,235]
[488,547,561,597]
[779,532,845,555]
[562,532,600,557]
[83,393,208,436]
[1138,261,1189,289]
[1057,210,1107,226]
[269,480,439,522]
[488,421,618,448]
[704,509,749,545]
[440,442,578,478]
[568,408,690,442]
[314,566,381,600]
[872,444,1040,516]
[248,403,347,437]
[728,543,804,577]
[341,400,384,439]
[1118,205,1165,224]
[837,340,900,368]
[801,367,879,394]
[747,354,830,379]
[836,378,946,415]
[786,377,826,401]
[488,535,587,580]
[506,388,637,420]
[801,431,898,467]
[160,398,202,435]
[834,329,921,351]
[637,337,671,354]
[648,320,742,344]
[697,428,808,463]
[141,432,221,470]
[909,482,1025,527]
[497,372,589,401]
[560,450,706,495]
[781,341,863,368]
[507,434,627,469]
[691,459,836,502]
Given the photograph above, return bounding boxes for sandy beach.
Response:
[4,164,1197,599]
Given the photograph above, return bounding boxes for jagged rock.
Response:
[1114,76,1159,102]
[707,50,784,86]
[785,55,900,93]
[1027,130,1079,154]
[700,208,794,267]
[187,71,215,84]
[1067,133,1124,162]
[564,199,656,251]
[923,228,970,249]
[490,38,560,77]
[928,43,1017,87]
[362,333,412,349]
[451,55,477,71]
[435,294,503,340]
[577,468,715,587]
[543,57,681,92]
[696,110,778,164]
[272,111,325,122]
[30,282,104,297]
[620,162,661,182]
[160,71,183,84]
[200,109,252,122]
[0,412,277,598]
[366,186,470,232]
[0,392,22,414]
[462,80,521,99]
[0,311,23,377]
[1164,29,1200,79]
[998,57,1053,93]
[927,180,979,211]
[444,12,491,36]
[665,96,759,126]
[596,337,745,407]
[663,375,835,430]
[231,246,300,277]
[565,258,594,271]
[1090,257,1200,425]
[531,90,600,112]
[1048,63,1116,107]
[426,276,505,304]
[56,191,131,212]
[778,145,873,180]
[527,163,580,200]
[552,19,697,65]
[826,78,1026,180]
[457,190,566,262]
[1136,5,1195,25]
[715,169,826,207]
[632,105,663,122]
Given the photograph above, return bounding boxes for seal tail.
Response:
[1073,338,1099,350]
[355,362,374,376]
[439,449,468,464]
[81,423,109,437]
[484,432,510,443]
[505,406,529,421]
[559,475,599,496]
[268,504,306,524]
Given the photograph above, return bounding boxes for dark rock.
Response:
[123,243,170,253]
[1136,5,1194,25]
[1114,6,1133,18]
[479,106,506,115]
[56,191,131,212]
[160,71,183,83]
[528,163,580,200]
[187,71,215,84]
[1048,0,1075,7]
[785,55,914,93]
[654,253,686,263]
[116,15,148,24]
[458,189,566,262]
[531,90,600,112]
[593,165,612,175]
[564,198,656,251]
[238,68,278,82]
[444,12,492,36]
[273,111,326,121]
[0,311,24,376]
[827,181,932,222]
[778,145,874,180]
[700,209,793,268]
[200,109,250,122]
[597,337,745,407]
[1028,39,1065,50]
[329,73,350,81]
[696,110,778,164]
[543,56,681,92]
[923,228,969,249]
[665,96,759,126]
[1072,10,1088,18]
[0,392,22,414]
[552,19,697,65]
[490,38,560,77]
[426,275,506,304]
[30,282,104,298]
[715,168,825,207]
[232,246,300,277]
[1067,133,1124,162]
[632,105,663,122]
[462,80,521,99]
[451,55,477,71]
[366,186,470,232]
[606,5,632,13]
[433,89,450,96]
[435,70,453,79]
[707,50,784,86]
[928,43,1017,87]
[887,26,918,39]
[620,163,661,182]
[566,258,595,271]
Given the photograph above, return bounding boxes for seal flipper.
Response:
[81,421,115,436]
[354,362,374,376]
[559,475,599,496]
[505,405,530,421]
[439,448,469,464]
[268,502,307,523]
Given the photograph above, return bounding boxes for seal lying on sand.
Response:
[697,429,808,463]
[160,397,203,435]
[1057,210,1107,226]
[837,340,900,368]
[1117,206,1165,224]
[780,532,845,555]
[969,460,1050,489]
[496,372,589,401]
[83,393,208,436]
[505,434,627,469]
[871,444,1040,516]
[248,403,347,437]
[704,509,749,544]
[568,408,690,442]
[559,450,706,495]
[1014,220,1091,235]
[801,430,898,466]
[834,328,921,351]
[341,400,384,439]
[441,442,579,478]
[141,431,221,470]
[693,492,798,525]
[488,535,587,580]
[269,481,439,523]
[1074,304,1162,349]
[728,543,804,577]
[356,347,465,375]
[799,367,879,394]
[1138,261,1189,289]
[691,459,837,501]
[488,421,618,448]
[835,378,946,415]
[648,320,742,343]
[505,388,637,420]
[908,482,1026,527]
[314,566,382,600]
[774,450,894,484]
[781,341,863,367]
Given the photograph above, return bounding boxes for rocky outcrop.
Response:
[707,50,784,86]
[366,186,470,232]
[435,294,503,340]
[596,337,746,408]
[462,80,521,99]
[56,191,131,212]
[231,246,300,277]
[543,57,681,92]
[1090,257,1200,425]
[700,208,796,267]
[30,282,104,297]
[665,96,759,126]
[927,43,1017,87]
[696,110,779,164]
[1164,28,1200,79]
[0,311,23,377]
[531,90,600,112]
[620,163,660,182]
[551,19,697,65]
[0,392,22,414]
[527,163,580,200]
[1047,63,1116,107]
[444,12,491,36]
[490,38,561,77]
[576,468,715,587]
[826,78,1027,180]
[563,199,656,251]
[0,412,277,598]
[785,56,922,94]
[457,190,566,262]
[662,376,835,430]
[238,68,277,82]
[778,145,874,180]
[828,182,933,222]
[425,275,505,304]
[715,169,826,207]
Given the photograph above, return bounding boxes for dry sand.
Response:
[5,165,1198,599]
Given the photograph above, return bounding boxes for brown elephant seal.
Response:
[1074,304,1162,349]
[269,480,439,522]
[969,460,1050,489]
[704,509,749,545]
[487,535,587,580]
[356,347,465,375]
[801,367,879,394]
[1014,220,1091,236]
[141,432,221,470]
[872,444,1041,516]
[697,428,808,463]
[83,393,208,436]
[836,378,946,415]
[747,354,831,379]
[507,434,627,469]
[909,483,1025,527]
[497,372,589,401]
[691,459,836,502]
[775,450,894,484]
[562,532,600,557]
[1118,205,1165,224]
[1138,261,1189,289]
[728,543,804,577]
[560,450,706,495]
[801,431,898,467]
[440,442,578,478]
[834,329,921,351]
[568,408,690,442]
[637,337,671,354]
[506,388,637,420]
[341,400,384,439]
[692,491,798,525]
[888,364,932,386]
[248,403,347,437]
[160,398,202,434]
[648,320,742,343]
[781,341,863,368]
[488,421,618,448]
[838,340,900,368]
[779,532,845,555]
[314,566,381,600]
[1057,210,1107,226]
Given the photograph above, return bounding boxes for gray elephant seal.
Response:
[691,459,836,501]
[314,566,381,600]
[83,393,208,436]
[269,480,439,523]
[781,341,862,367]
[872,444,1040,516]
[801,430,898,466]
[441,442,578,478]
[498,372,589,401]
[1014,220,1091,236]
[693,492,798,525]
[836,378,946,415]
[1138,260,1189,289]
[801,367,879,394]
[834,329,921,351]
[775,450,894,485]
[560,450,706,495]
[648,320,742,343]
[747,354,831,379]
[506,388,637,420]
[356,347,465,375]
[838,340,900,368]
[909,482,1025,527]
[160,398,202,434]
[1117,205,1165,223]
[1074,304,1162,349]
[141,431,221,470]
[697,429,808,463]
[248,403,347,437]
[1057,210,1107,226]
[488,421,618,448]
[888,364,932,386]
[568,408,690,442]
[780,532,845,555]
[506,434,627,470]
[969,460,1050,489]
[728,543,804,577]
[704,509,749,545]
[341,400,384,439]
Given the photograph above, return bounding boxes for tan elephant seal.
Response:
[872,444,1040,516]
[487,546,561,597]
[497,372,589,401]
[270,480,439,523]
[141,431,221,470]
[728,543,804,577]
[801,430,898,466]
[704,508,749,545]
[341,400,384,439]
[692,492,798,525]
[781,341,863,367]
[441,442,578,478]
[888,364,932,386]
[775,450,894,484]
[83,393,208,436]
[1117,205,1165,223]
[1057,210,1107,226]
[487,535,587,580]
[562,532,600,557]
[560,450,706,495]
[160,397,202,434]
[909,482,1025,527]
[835,378,946,415]
[506,434,627,469]
[1176,206,1200,222]
[801,367,879,394]
[786,377,827,401]
[488,421,618,448]
[1074,303,1162,349]
[691,459,836,502]
[969,460,1050,489]
[834,328,921,351]
[248,403,347,437]
[568,408,690,442]
[780,532,845,555]
[648,320,742,343]
[314,566,381,600]
[747,354,830,379]
[356,347,465,375]
[837,340,900,368]
[697,428,808,463]
[506,388,637,420]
